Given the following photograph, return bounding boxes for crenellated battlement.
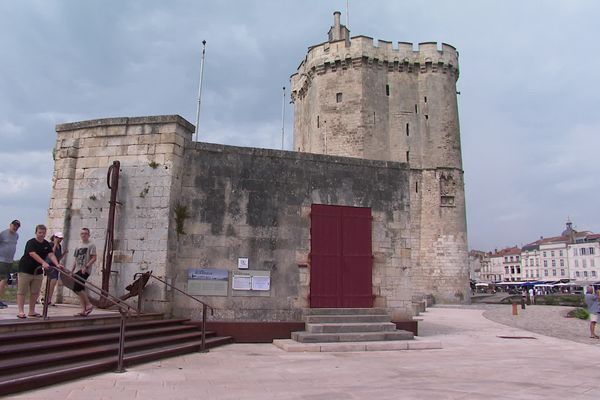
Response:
[291,36,459,93]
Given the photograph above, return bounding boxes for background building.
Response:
[480,221,600,284]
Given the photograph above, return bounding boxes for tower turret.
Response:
[291,12,469,303]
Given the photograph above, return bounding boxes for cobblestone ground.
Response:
[435,304,599,345]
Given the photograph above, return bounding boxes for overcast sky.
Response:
[1,0,599,256]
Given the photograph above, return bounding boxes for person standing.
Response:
[528,287,535,305]
[71,228,96,316]
[584,286,599,339]
[0,220,21,308]
[43,232,66,306]
[17,224,62,318]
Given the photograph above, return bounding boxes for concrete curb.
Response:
[272,338,442,352]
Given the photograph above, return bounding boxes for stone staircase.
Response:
[291,308,414,343]
[0,313,233,396]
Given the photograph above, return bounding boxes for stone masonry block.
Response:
[107,135,138,146]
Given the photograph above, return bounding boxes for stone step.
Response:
[303,308,388,316]
[306,322,397,334]
[291,330,414,343]
[273,339,442,353]
[305,314,390,324]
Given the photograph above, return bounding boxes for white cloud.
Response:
[2,0,600,254]
[35,112,86,126]
[0,172,50,196]
[0,151,53,176]
[0,120,24,138]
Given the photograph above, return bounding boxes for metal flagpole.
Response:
[281,86,286,149]
[346,0,349,28]
[195,40,207,142]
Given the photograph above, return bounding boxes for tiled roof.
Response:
[490,246,521,257]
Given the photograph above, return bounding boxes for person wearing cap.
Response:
[17,224,63,318]
[0,220,20,309]
[42,231,66,307]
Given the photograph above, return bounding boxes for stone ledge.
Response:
[56,115,195,133]
[272,338,442,353]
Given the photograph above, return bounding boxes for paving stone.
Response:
[8,306,600,400]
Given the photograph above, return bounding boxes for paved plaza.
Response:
[3,304,600,399]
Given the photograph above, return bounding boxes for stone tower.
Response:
[290,12,469,303]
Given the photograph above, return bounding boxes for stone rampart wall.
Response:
[48,116,191,311]
[171,142,413,321]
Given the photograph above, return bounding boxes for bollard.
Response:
[512,302,518,315]
[521,298,526,310]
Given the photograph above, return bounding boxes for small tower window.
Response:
[317,116,320,128]
[385,84,390,96]
[424,96,427,103]
[415,181,419,193]
[336,92,343,103]
[406,151,409,162]
[406,123,409,136]
[415,104,418,113]
[373,112,376,125]
[425,115,429,120]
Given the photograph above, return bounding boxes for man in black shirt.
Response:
[17,224,63,318]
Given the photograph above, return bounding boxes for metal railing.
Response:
[134,271,214,352]
[41,266,137,372]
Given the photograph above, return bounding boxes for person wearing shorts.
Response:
[0,219,20,308]
[584,286,599,339]
[17,224,62,318]
[70,228,97,316]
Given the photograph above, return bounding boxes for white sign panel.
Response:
[251,275,271,291]
[238,257,249,269]
[232,275,252,290]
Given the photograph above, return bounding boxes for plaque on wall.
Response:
[232,274,252,290]
[251,275,270,291]
[187,268,229,296]
[231,269,271,297]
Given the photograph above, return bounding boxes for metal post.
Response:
[101,161,120,308]
[200,303,208,353]
[116,310,127,373]
[195,40,207,141]
[346,0,349,28]
[42,272,51,320]
[137,283,144,314]
[281,86,286,150]
[323,120,327,154]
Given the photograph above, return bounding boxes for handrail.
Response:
[134,272,214,313]
[42,266,137,317]
[41,265,136,372]
[134,271,214,352]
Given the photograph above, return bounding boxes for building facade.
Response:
[484,222,600,284]
[568,236,600,281]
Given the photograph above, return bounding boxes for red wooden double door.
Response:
[310,204,373,308]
